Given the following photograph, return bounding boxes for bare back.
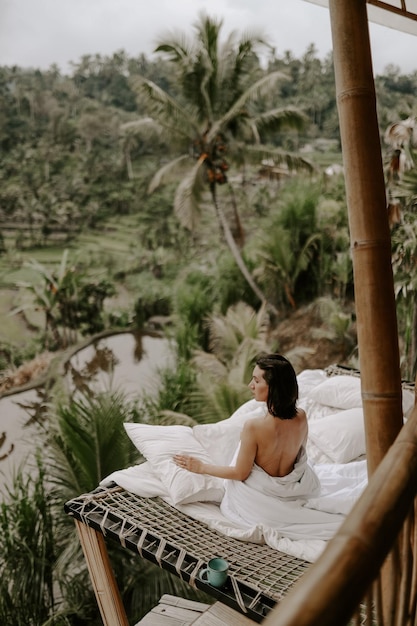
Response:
[249,409,308,477]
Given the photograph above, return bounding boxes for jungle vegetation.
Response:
[0,13,417,625]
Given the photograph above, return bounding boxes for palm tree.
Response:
[131,13,312,313]
[256,224,321,309]
[163,302,272,424]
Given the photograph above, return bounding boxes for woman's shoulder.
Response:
[296,407,307,419]
[242,415,266,432]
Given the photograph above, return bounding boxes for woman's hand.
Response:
[173,454,204,474]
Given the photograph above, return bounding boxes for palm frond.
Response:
[246,144,314,172]
[207,70,289,140]
[191,351,228,382]
[148,154,190,194]
[284,346,316,373]
[120,117,161,134]
[47,389,138,499]
[217,28,270,105]
[294,233,322,278]
[173,157,206,230]
[155,40,192,62]
[254,106,308,134]
[131,76,199,139]
[150,409,197,426]
[203,302,269,364]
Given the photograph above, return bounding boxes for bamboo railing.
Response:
[263,402,417,626]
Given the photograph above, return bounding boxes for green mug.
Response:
[199,557,229,588]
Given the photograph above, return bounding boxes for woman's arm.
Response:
[173,421,257,481]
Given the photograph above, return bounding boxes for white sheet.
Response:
[220,445,345,542]
[100,368,369,563]
[101,456,367,563]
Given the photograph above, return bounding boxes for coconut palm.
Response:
[130,13,312,313]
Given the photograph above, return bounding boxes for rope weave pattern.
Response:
[65,486,310,616]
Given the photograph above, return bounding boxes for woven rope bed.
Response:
[64,484,310,622]
[66,365,404,624]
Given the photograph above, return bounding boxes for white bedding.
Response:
[100,368,388,563]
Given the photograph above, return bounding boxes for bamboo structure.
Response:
[262,403,417,626]
[328,0,403,475]
[75,520,129,626]
[260,1,417,622]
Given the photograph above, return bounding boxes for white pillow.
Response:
[402,389,415,418]
[193,399,267,465]
[308,376,362,410]
[124,423,224,505]
[297,369,328,399]
[309,374,414,418]
[308,407,365,463]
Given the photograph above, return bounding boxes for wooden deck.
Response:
[135,595,256,625]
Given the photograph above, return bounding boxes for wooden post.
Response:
[328,0,403,473]
[325,2,403,622]
[75,520,129,626]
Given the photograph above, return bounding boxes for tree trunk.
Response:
[210,185,278,316]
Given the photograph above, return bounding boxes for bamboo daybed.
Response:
[64,485,308,623]
[64,365,415,626]
[65,2,417,625]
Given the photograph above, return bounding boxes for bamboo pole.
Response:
[262,2,407,624]
[328,0,403,476]
[324,2,404,622]
[75,520,129,626]
[262,405,417,626]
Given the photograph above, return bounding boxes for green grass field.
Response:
[0,215,141,351]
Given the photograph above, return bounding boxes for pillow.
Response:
[402,389,415,419]
[303,398,339,422]
[297,369,328,399]
[308,375,362,410]
[308,407,365,463]
[193,399,267,465]
[100,461,169,498]
[124,423,224,505]
[309,374,414,418]
[305,438,335,465]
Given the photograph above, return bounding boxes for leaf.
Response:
[173,157,205,230]
[131,76,199,138]
[246,144,314,172]
[147,154,189,194]
[207,70,289,141]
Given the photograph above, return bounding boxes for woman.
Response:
[174,353,308,481]
[174,353,344,540]
[174,354,344,540]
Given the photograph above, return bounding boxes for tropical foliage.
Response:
[131,13,313,311]
[0,13,417,626]
[14,249,115,349]
[0,458,57,626]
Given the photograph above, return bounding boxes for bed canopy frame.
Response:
[65,2,417,625]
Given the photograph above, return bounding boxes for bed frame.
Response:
[64,484,310,624]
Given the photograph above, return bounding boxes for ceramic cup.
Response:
[199,557,229,588]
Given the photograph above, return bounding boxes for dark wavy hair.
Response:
[255,353,298,419]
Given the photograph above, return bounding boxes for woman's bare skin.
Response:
[173,361,307,481]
